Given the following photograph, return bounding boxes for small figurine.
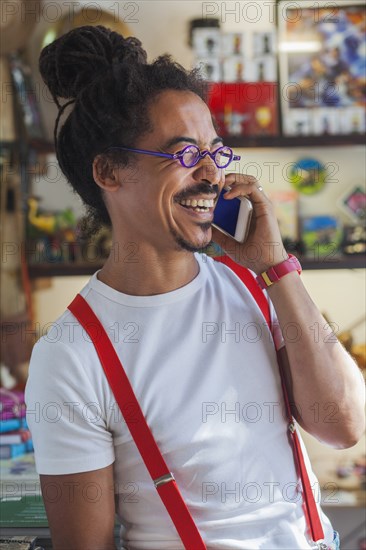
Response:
[28,197,75,235]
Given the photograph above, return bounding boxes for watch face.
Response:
[289,158,327,195]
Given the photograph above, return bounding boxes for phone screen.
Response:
[213,190,241,237]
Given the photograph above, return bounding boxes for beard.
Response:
[170,182,218,252]
[170,222,212,253]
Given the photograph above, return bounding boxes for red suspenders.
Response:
[68,292,206,549]
[214,256,324,544]
[67,255,324,548]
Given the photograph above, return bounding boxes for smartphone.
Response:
[212,189,253,243]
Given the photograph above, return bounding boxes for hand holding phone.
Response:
[212,188,253,243]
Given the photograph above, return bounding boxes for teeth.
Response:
[179,198,214,208]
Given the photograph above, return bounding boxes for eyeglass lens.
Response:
[215,147,233,168]
[181,145,233,168]
[181,146,200,167]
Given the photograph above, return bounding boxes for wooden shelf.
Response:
[29,138,55,154]
[300,255,365,270]
[27,255,365,279]
[28,262,104,278]
[28,135,366,151]
[225,134,366,148]
[0,139,54,154]
[3,133,363,155]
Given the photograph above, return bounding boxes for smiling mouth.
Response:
[178,197,215,213]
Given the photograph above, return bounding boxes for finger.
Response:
[223,180,266,202]
[225,173,257,187]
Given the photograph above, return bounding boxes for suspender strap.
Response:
[68,251,325,546]
[68,294,206,550]
[277,354,324,542]
[214,255,324,542]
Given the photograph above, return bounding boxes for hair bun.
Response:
[39,25,147,101]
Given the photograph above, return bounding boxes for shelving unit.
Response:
[27,134,366,152]
[20,134,365,278]
[225,134,366,149]
[26,254,365,279]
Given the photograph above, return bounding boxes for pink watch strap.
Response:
[256,254,302,289]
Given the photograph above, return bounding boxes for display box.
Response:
[221,32,247,56]
[209,82,279,136]
[195,58,222,82]
[338,107,366,134]
[253,31,276,57]
[338,186,366,222]
[277,0,366,136]
[268,190,299,242]
[252,56,277,82]
[283,109,312,136]
[222,57,249,82]
[301,215,343,258]
[192,28,221,57]
[311,108,340,135]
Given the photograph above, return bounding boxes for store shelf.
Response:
[225,134,366,148]
[4,133,362,156]
[29,138,55,154]
[28,262,104,278]
[300,255,366,270]
[27,255,365,279]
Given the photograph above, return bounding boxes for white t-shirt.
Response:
[25,253,333,550]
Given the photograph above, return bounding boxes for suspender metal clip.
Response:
[154,472,175,489]
[288,422,296,433]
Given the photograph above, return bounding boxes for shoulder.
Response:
[29,276,103,372]
[26,299,110,404]
[197,252,242,279]
[198,253,257,294]
[198,253,279,335]
[30,308,90,370]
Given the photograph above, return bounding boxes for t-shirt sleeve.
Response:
[25,337,115,475]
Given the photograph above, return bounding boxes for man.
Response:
[26,26,364,550]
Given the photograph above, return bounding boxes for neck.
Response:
[97,239,200,296]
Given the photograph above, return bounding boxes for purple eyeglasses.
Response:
[105,144,241,169]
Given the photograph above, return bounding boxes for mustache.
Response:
[175,183,219,202]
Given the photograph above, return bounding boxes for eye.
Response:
[179,145,200,167]
[215,146,233,168]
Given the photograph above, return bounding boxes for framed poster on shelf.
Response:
[277,1,366,137]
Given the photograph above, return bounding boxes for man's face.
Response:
[115,90,225,253]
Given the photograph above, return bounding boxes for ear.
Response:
[92,155,122,192]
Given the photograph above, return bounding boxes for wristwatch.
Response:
[256,254,302,289]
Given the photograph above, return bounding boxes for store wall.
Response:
[29,1,365,345]
[28,0,365,499]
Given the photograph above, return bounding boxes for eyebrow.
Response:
[162,135,223,150]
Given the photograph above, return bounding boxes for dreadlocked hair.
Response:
[39,25,207,231]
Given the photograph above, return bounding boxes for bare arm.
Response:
[212,174,365,450]
[40,464,117,550]
[269,272,365,449]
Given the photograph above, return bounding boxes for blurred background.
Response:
[0,1,365,548]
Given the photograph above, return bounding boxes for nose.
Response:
[192,154,222,187]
